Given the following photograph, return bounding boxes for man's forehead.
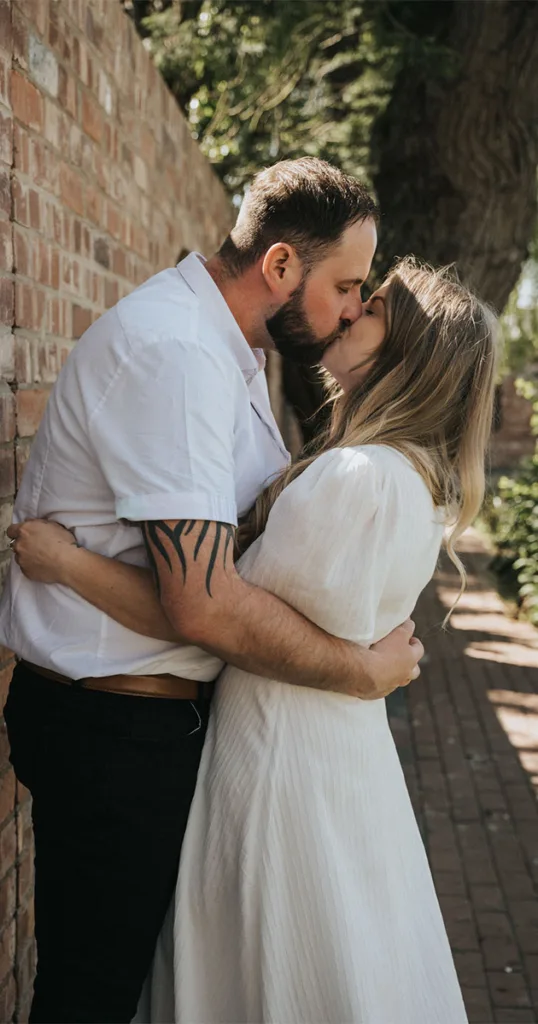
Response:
[327,250,374,281]
[330,219,377,263]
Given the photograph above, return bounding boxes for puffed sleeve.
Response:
[88,336,239,526]
[247,447,393,646]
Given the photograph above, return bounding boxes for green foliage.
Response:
[491,228,538,625]
[133,0,538,372]
[127,0,538,624]
[488,370,538,625]
[487,448,538,626]
[142,0,378,192]
[499,232,538,378]
[137,0,456,196]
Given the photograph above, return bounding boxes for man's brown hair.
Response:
[218,157,379,277]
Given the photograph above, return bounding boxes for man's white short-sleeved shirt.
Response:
[0,254,290,679]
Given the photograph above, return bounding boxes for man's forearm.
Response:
[148,518,420,699]
[60,545,364,690]
[168,573,371,693]
[9,517,420,698]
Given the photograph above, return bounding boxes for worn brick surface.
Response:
[389,529,538,1023]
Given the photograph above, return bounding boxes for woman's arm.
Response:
[8,520,179,643]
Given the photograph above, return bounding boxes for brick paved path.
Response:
[387,530,538,1023]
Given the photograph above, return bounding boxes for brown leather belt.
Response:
[20,660,215,701]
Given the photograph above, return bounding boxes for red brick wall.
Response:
[0,1,233,1017]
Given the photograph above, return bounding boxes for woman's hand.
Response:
[8,520,184,643]
[7,520,79,585]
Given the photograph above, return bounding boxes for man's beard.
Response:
[266,279,349,366]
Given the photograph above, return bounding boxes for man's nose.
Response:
[343,293,363,323]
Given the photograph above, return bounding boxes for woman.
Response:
[11,258,498,1023]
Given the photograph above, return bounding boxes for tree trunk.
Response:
[284,0,538,439]
[371,0,538,311]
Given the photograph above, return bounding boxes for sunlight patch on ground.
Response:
[432,527,538,796]
[465,641,538,668]
[436,581,538,657]
[488,690,538,790]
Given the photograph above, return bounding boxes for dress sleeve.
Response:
[88,336,238,526]
[249,447,392,646]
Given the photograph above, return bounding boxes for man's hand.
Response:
[357,619,423,700]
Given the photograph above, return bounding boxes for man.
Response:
[1,158,423,1023]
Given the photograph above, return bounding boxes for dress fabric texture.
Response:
[138,445,468,1024]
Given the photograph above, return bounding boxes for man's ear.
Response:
[261,243,303,300]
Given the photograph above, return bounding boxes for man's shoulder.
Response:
[68,268,199,360]
[64,265,241,404]
[116,267,199,349]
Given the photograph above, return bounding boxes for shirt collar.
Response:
[176,252,266,383]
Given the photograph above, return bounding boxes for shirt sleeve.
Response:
[88,335,239,525]
[248,447,392,645]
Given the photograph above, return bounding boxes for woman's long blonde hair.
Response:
[238,257,500,610]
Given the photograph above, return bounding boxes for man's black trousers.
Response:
[4,662,210,1023]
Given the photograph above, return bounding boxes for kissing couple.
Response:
[4,157,497,1023]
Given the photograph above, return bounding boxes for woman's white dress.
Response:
[140,445,467,1024]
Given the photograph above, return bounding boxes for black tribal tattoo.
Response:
[142,520,235,598]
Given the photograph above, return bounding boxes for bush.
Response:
[487,450,538,625]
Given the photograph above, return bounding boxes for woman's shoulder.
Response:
[264,447,381,542]
[293,446,379,493]
[281,444,433,510]
[276,447,382,520]
[349,445,439,520]
[348,443,412,471]
[298,444,436,511]
[301,444,414,484]
[346,444,428,486]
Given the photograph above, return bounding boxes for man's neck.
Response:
[205,256,268,350]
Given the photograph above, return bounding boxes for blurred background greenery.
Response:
[125,0,538,624]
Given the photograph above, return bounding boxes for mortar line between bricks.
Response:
[434,584,537,1016]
